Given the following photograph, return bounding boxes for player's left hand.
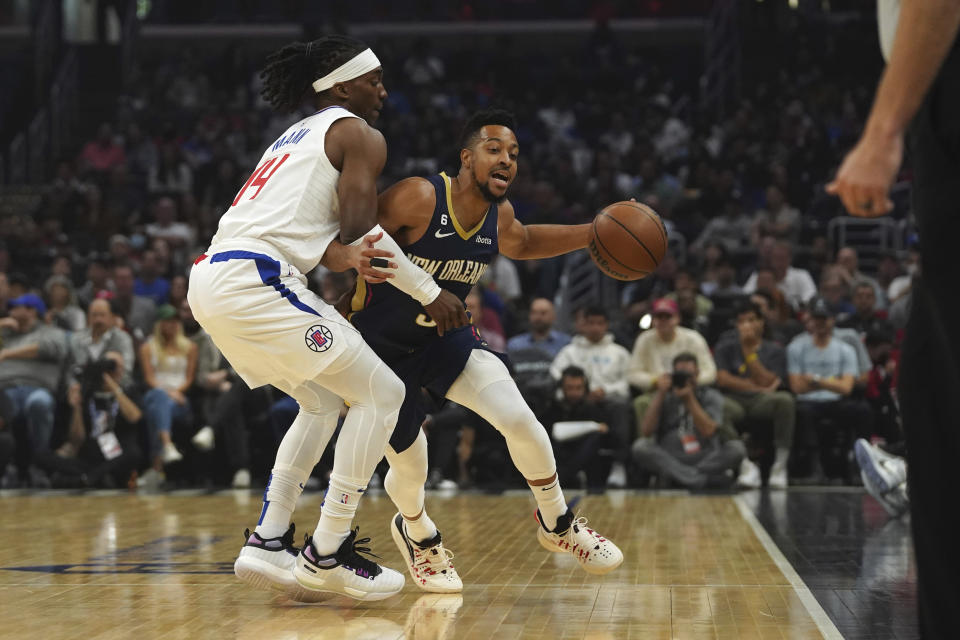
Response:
[826,129,903,218]
[349,231,397,283]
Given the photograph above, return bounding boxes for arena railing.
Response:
[50,49,79,167]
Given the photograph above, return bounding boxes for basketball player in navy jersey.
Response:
[322,109,623,591]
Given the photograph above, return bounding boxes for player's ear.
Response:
[460,147,472,169]
[333,82,349,100]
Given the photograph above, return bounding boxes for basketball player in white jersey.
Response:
[187,35,467,602]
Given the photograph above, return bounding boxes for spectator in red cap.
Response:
[628,297,717,442]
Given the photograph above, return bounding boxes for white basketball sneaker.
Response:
[736,458,762,489]
[855,439,909,517]
[390,513,462,593]
[536,509,623,575]
[233,523,328,603]
[294,528,405,601]
[855,439,907,494]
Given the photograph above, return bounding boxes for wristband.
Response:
[350,225,442,305]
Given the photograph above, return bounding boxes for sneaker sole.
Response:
[292,568,403,601]
[390,514,463,594]
[855,441,894,494]
[234,555,292,593]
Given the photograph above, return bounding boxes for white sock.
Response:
[312,474,368,555]
[255,469,305,539]
[404,511,438,544]
[773,448,790,468]
[532,476,567,531]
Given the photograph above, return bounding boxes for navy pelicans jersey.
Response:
[349,172,499,356]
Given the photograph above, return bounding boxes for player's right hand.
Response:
[423,289,469,336]
[350,231,397,283]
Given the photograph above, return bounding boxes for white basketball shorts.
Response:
[187,241,363,390]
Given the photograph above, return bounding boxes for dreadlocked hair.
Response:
[458,108,517,150]
[259,35,369,112]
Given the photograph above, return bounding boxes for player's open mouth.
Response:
[490,171,510,187]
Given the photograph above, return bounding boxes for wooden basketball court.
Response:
[0,490,842,639]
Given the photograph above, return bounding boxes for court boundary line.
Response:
[733,494,843,640]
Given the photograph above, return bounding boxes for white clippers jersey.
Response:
[210,106,360,274]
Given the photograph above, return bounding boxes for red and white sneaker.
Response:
[390,513,463,593]
[536,509,623,575]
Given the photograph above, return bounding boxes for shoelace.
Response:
[279,523,297,549]
[554,516,606,559]
[342,528,382,575]
[414,545,455,575]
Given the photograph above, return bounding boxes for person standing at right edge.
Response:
[827,2,960,636]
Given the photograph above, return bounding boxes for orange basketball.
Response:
[588,201,668,281]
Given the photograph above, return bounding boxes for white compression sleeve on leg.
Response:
[445,350,558,481]
[384,431,439,543]
[384,431,428,518]
[309,345,406,553]
[351,225,441,305]
[256,381,341,538]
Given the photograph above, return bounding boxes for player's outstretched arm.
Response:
[497,200,591,260]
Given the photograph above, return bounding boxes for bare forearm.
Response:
[745,359,778,386]
[716,371,762,393]
[1,343,40,360]
[818,376,854,396]
[512,224,591,260]
[338,186,379,245]
[115,390,142,423]
[320,239,354,272]
[868,0,960,139]
[686,398,717,437]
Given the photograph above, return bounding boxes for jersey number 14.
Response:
[232,154,290,207]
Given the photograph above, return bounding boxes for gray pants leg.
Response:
[632,432,707,489]
[695,439,746,478]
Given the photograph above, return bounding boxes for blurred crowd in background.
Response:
[0,11,913,493]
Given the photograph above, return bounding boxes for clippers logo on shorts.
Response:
[305,324,334,353]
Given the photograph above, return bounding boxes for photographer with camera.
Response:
[632,353,745,489]
[36,351,142,487]
[68,298,135,388]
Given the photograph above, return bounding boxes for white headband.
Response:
[311,48,381,93]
